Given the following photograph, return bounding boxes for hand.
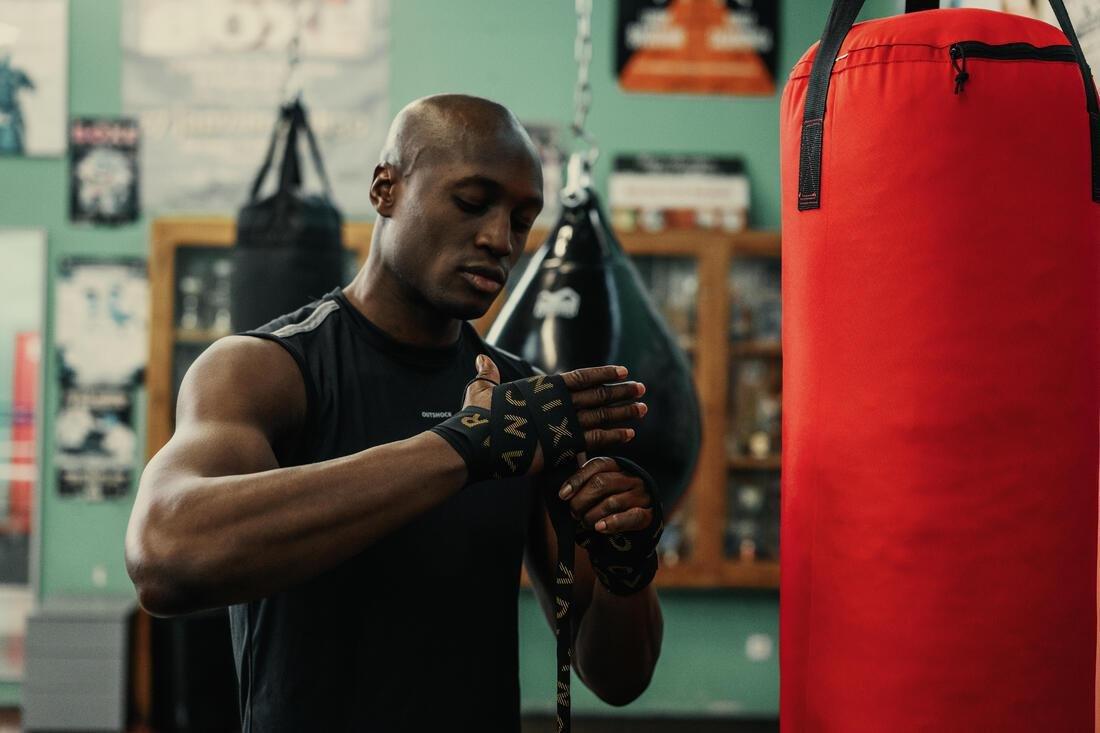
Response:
[463,356,648,473]
[556,456,656,534]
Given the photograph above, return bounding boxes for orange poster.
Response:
[617,0,779,96]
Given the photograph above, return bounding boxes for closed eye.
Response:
[454,197,488,215]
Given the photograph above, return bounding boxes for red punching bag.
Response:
[780,4,1099,732]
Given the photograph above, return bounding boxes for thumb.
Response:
[477,354,501,384]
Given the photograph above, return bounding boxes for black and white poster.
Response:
[121,0,390,216]
[0,0,68,156]
[54,258,147,500]
[69,118,140,225]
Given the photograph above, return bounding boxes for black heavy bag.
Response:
[487,185,702,510]
[231,99,345,331]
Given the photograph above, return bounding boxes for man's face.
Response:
[380,143,544,320]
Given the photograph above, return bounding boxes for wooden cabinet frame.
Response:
[146,218,780,589]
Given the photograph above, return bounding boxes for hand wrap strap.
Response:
[430,374,585,484]
[541,456,663,733]
[577,456,664,596]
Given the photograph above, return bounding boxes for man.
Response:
[126,94,664,731]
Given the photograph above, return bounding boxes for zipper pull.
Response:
[950,44,969,94]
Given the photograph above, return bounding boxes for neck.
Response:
[342,231,463,349]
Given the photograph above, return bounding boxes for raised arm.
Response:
[125,340,646,618]
[125,336,469,617]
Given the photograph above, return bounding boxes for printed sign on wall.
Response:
[70,118,141,225]
[54,259,147,500]
[616,0,780,96]
[0,0,68,157]
[122,0,390,216]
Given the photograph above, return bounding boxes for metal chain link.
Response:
[564,0,599,202]
[571,0,594,142]
[280,0,307,103]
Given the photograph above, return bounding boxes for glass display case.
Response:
[149,219,782,588]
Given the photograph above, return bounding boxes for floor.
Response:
[521,716,779,732]
[0,708,779,733]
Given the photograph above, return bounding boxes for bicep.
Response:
[141,336,304,490]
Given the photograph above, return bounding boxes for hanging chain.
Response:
[280,0,306,104]
[564,0,598,202]
[571,0,594,144]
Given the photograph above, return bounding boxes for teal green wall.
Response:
[0,0,899,714]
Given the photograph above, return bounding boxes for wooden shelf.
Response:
[148,218,783,591]
[720,560,779,588]
[729,455,782,471]
[730,339,781,358]
[174,328,230,344]
[523,227,781,258]
[650,560,779,588]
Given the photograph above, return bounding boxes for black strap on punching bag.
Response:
[797,0,1100,209]
[905,0,938,12]
[231,98,345,331]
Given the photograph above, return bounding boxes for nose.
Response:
[475,208,514,259]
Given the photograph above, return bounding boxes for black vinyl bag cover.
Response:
[487,190,702,510]
[231,99,345,332]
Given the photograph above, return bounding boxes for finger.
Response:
[581,427,635,451]
[595,507,654,534]
[582,486,651,529]
[482,356,501,384]
[577,401,648,429]
[462,354,500,408]
[558,456,619,499]
[561,365,628,390]
[570,381,646,409]
[566,469,636,514]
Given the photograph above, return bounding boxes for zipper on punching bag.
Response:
[950,41,1078,94]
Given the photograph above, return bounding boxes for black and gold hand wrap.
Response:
[540,456,663,733]
[577,456,664,596]
[431,374,586,484]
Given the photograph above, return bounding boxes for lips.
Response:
[459,265,506,295]
[460,265,506,285]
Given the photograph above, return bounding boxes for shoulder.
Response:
[177,335,305,439]
[249,292,343,341]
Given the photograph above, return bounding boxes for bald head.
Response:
[363,94,545,324]
[380,94,539,177]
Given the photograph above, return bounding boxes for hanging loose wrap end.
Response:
[542,455,664,733]
[433,374,664,733]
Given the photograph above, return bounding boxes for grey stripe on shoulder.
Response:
[272,299,340,338]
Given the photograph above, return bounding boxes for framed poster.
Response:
[121,0,390,216]
[54,258,147,501]
[0,0,68,157]
[616,0,779,96]
[70,118,141,225]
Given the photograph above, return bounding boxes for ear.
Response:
[370,163,398,217]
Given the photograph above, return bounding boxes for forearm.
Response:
[574,581,663,706]
[129,431,465,615]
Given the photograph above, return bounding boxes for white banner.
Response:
[122,0,389,216]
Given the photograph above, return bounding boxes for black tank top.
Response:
[228,288,538,732]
